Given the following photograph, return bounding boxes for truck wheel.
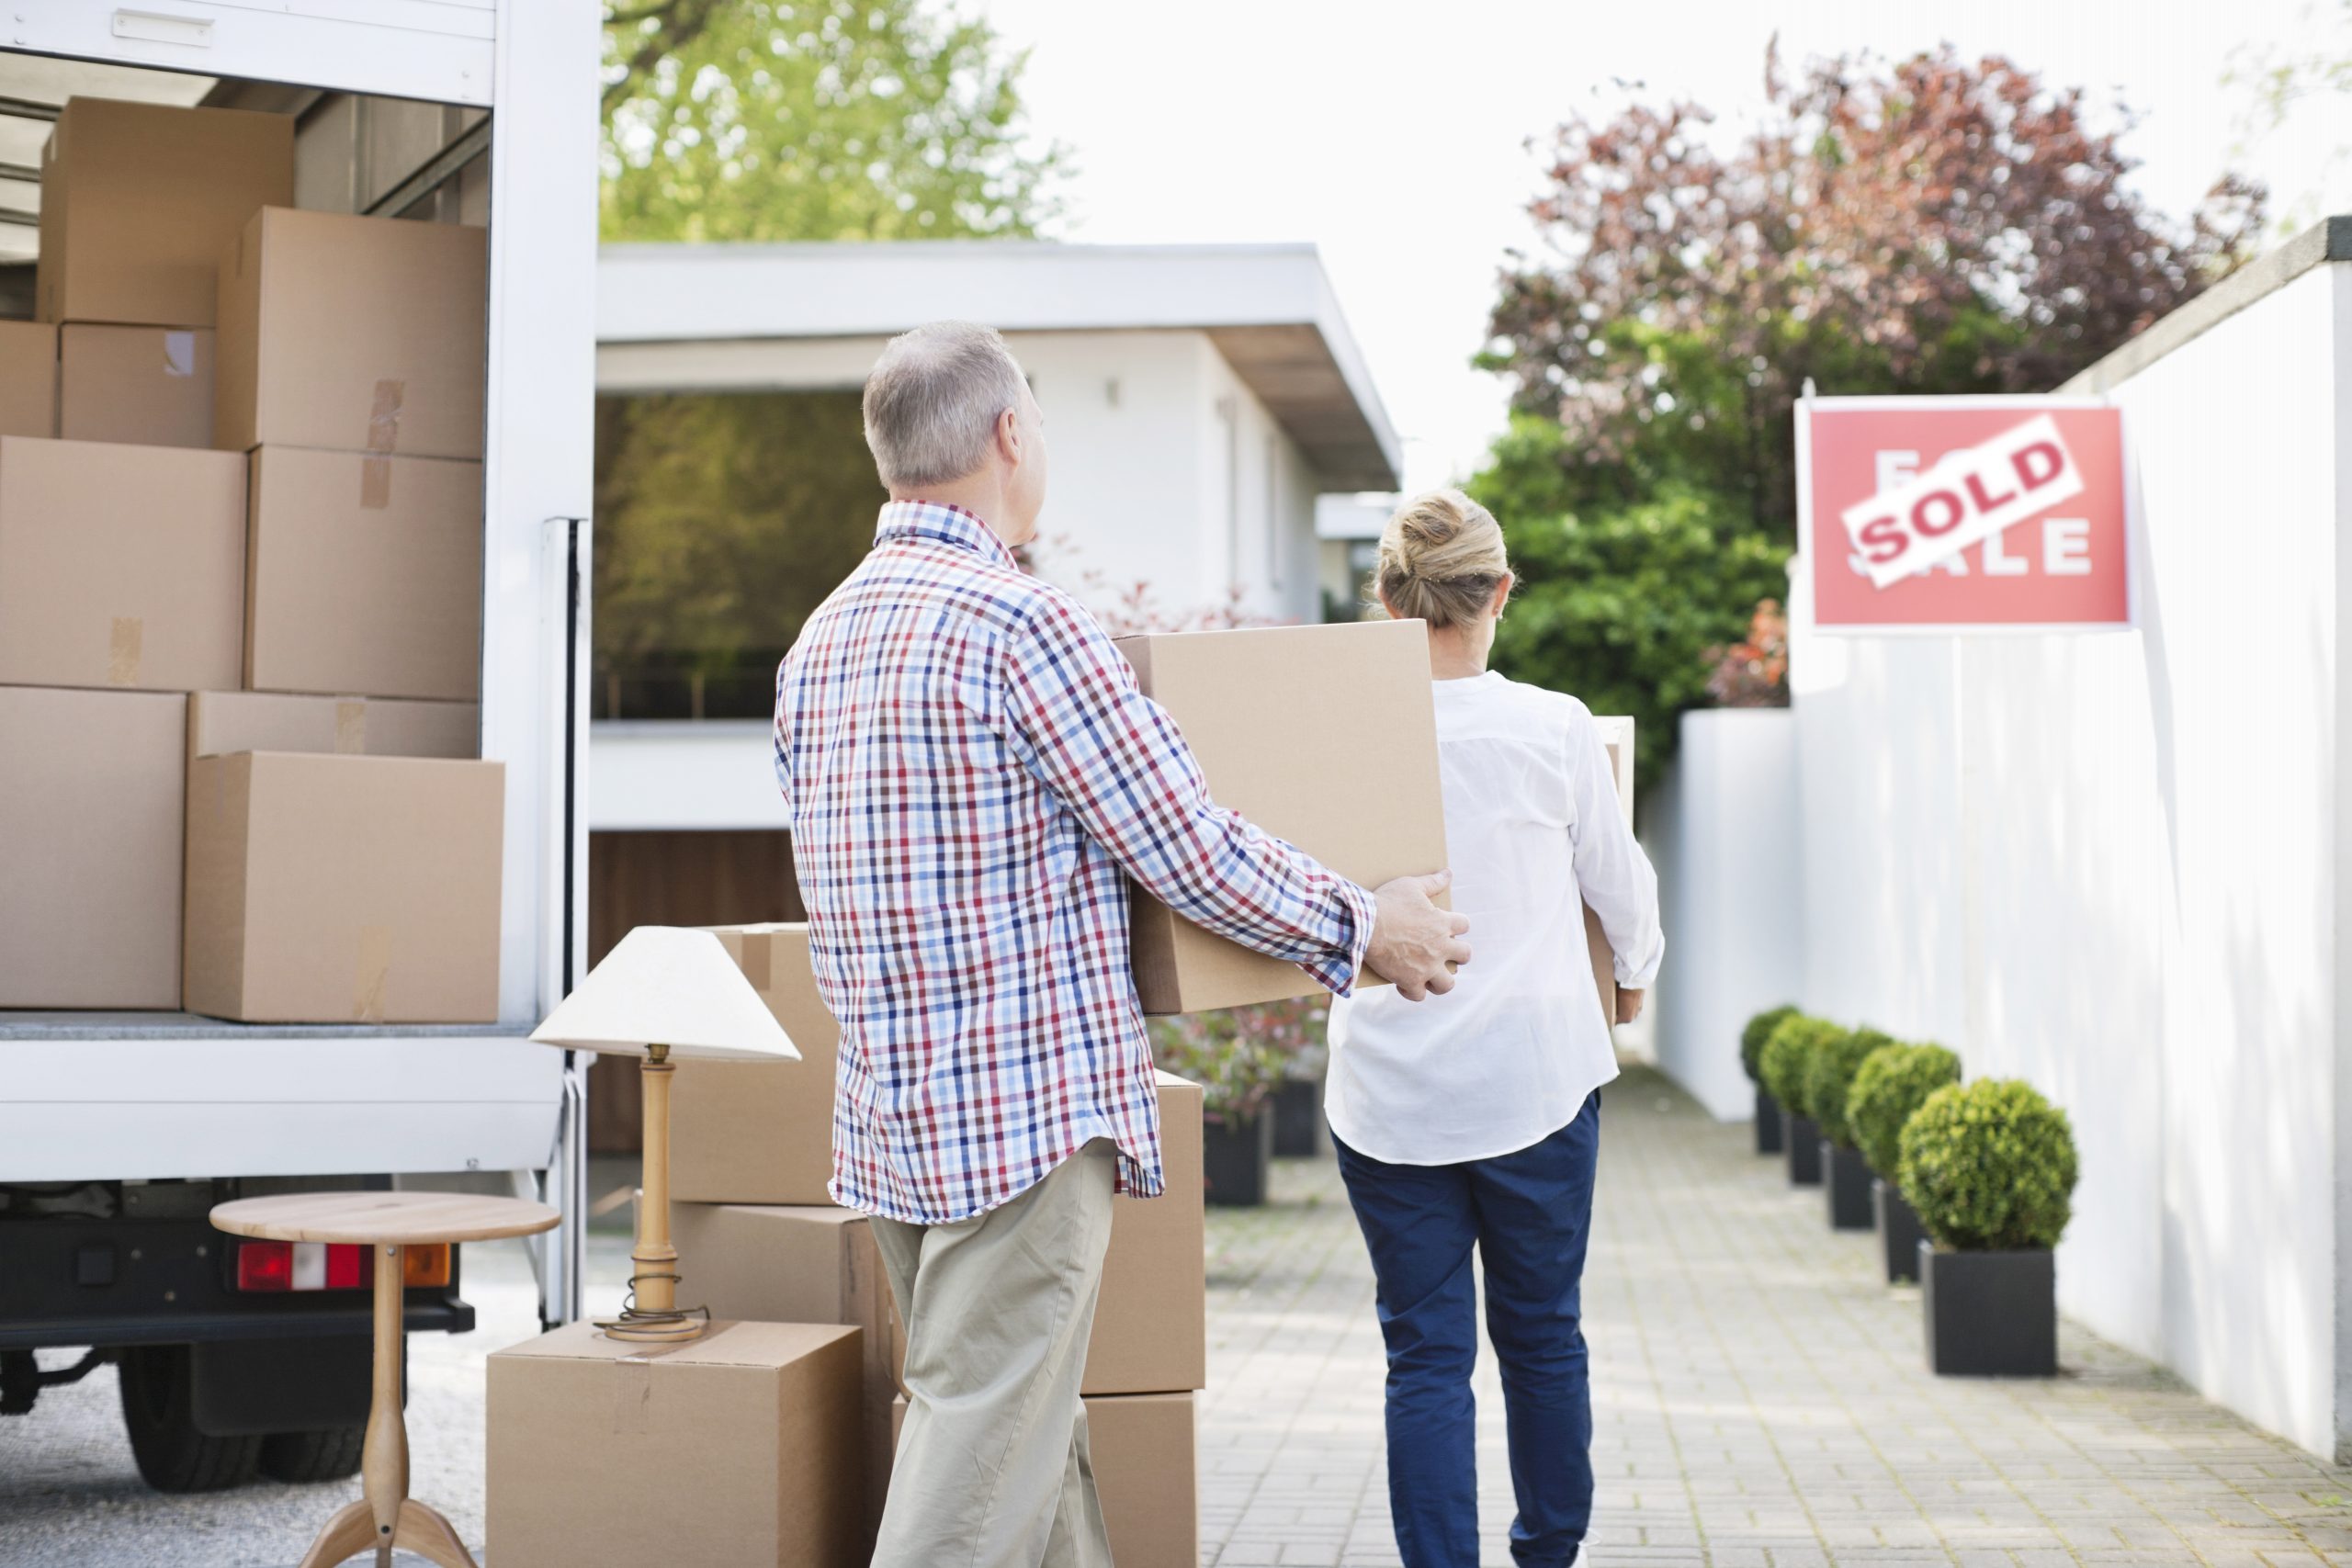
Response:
[118,1345,261,1493]
[258,1425,365,1482]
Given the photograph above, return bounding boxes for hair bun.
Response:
[1374,490,1510,629]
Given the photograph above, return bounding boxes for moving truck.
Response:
[0,4,598,1491]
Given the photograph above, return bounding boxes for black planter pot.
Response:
[1874,1179,1927,1284]
[1784,1116,1823,1185]
[1202,1112,1274,1207]
[1823,1142,1872,1229]
[1270,1077,1326,1159]
[1920,1243,2057,1375]
[1754,1088,1784,1155]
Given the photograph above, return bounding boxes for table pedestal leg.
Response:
[290,1243,480,1568]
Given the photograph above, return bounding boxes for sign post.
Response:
[1795,397,2131,634]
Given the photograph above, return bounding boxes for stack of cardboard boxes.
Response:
[488,923,1210,1568]
[0,96,503,1022]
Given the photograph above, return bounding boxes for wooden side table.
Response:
[210,1191,559,1568]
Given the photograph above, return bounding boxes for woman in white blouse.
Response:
[1328,489,1665,1568]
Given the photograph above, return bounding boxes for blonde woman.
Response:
[1328,489,1664,1568]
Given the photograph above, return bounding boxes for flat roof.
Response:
[597,240,1402,490]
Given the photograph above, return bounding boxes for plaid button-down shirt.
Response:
[775,501,1377,1224]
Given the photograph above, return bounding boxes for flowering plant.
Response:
[1702,598,1790,708]
[1148,997,1328,1126]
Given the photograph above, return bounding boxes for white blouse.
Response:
[1327,671,1665,1166]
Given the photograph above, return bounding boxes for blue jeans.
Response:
[1333,1093,1600,1568]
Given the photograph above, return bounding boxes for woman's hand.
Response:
[1615,987,1645,1025]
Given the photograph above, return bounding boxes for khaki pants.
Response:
[870,1140,1117,1568]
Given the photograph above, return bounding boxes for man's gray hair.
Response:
[862,321,1029,491]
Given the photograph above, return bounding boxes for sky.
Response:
[972,0,2349,492]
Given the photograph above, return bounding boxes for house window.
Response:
[593,390,885,719]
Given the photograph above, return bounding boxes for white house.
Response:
[587,238,1400,854]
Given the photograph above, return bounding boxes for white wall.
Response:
[1791,260,2347,1458]
[1650,709,1804,1121]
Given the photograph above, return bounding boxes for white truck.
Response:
[0,0,599,1491]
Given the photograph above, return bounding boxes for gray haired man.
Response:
[773,321,1469,1566]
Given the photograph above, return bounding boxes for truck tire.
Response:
[118,1345,262,1493]
[258,1425,365,1482]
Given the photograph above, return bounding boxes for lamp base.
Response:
[594,1302,709,1344]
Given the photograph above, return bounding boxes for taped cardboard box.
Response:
[488,1319,863,1568]
[0,435,244,692]
[186,690,477,771]
[673,924,840,1205]
[889,1392,1196,1568]
[669,1204,896,1551]
[1586,719,1636,1029]
[216,207,486,460]
[37,96,293,329]
[0,687,185,1009]
[884,1071,1208,1397]
[60,325,212,448]
[244,446,483,702]
[0,321,57,437]
[1114,618,1447,1014]
[183,752,503,1023]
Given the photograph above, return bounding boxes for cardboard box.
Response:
[0,687,185,1008]
[0,435,245,692]
[187,690,477,770]
[888,1392,1196,1568]
[1587,719,1636,1029]
[669,1204,896,1550]
[673,924,840,1205]
[0,321,57,437]
[216,207,487,459]
[1114,619,1447,1014]
[60,324,212,447]
[488,1319,864,1568]
[182,751,503,1022]
[883,1071,1207,1396]
[244,446,482,702]
[37,97,294,328]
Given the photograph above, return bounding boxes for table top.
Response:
[209,1191,560,1246]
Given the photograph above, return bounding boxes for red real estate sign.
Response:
[1797,398,2130,631]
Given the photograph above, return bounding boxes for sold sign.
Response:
[1798,398,2129,633]
[1840,414,2085,588]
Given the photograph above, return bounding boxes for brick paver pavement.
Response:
[1200,1065,2352,1568]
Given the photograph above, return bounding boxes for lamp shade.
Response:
[530,926,801,1062]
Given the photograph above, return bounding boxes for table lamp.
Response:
[532,925,799,1342]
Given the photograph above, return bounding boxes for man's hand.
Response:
[1615,987,1645,1025]
[1363,871,1472,1001]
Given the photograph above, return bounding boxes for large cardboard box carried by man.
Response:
[242,446,483,702]
[889,1392,1197,1568]
[1114,618,1448,1015]
[37,97,293,329]
[215,207,487,460]
[182,752,503,1023]
[0,435,245,693]
[487,1320,865,1568]
[0,687,186,1009]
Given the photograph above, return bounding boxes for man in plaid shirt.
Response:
[775,321,1469,1568]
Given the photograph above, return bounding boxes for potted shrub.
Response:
[1263,1001,1329,1157]
[1847,1041,1962,1282]
[1741,1004,1798,1155]
[1150,1001,1311,1206]
[1804,1025,1893,1231]
[1758,1015,1840,1187]
[1899,1078,2079,1375]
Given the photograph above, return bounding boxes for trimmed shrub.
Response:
[1848,1042,1962,1178]
[1740,1005,1800,1085]
[1804,1025,1894,1148]
[1758,1015,1843,1120]
[1898,1078,2079,1252]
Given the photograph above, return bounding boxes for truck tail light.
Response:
[233,1241,449,1292]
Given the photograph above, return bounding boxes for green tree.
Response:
[602,0,1064,242]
